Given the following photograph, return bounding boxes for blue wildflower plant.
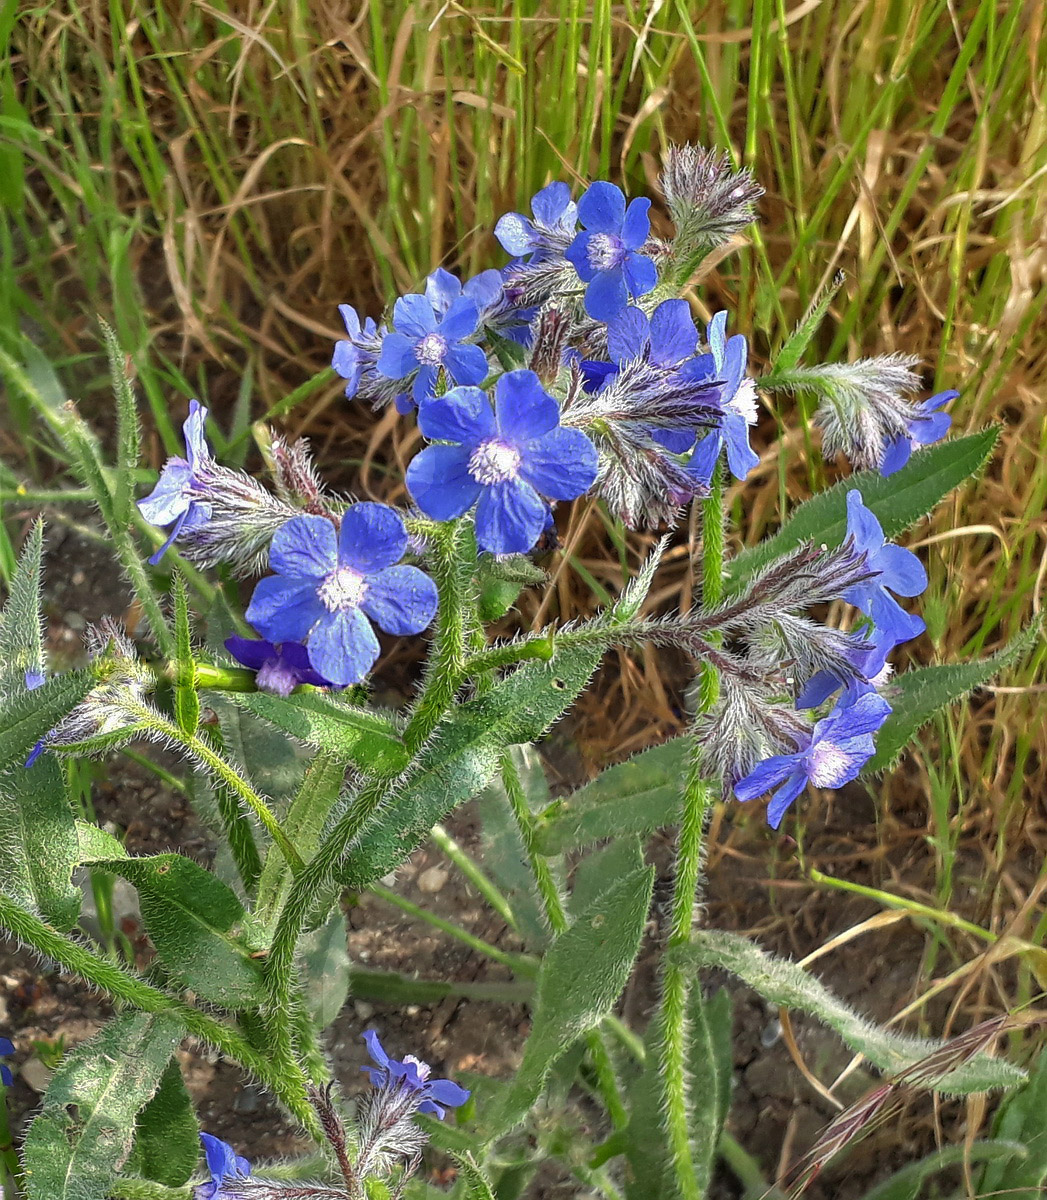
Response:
[1,142,1027,1200]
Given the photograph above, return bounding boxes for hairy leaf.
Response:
[298,906,351,1030]
[0,670,92,768]
[725,429,999,590]
[485,866,654,1137]
[126,1058,198,1187]
[0,517,45,695]
[864,620,1042,773]
[451,1153,499,1200]
[681,931,1024,1093]
[22,1011,184,1200]
[568,836,645,917]
[864,1141,1026,1200]
[980,1050,1047,1199]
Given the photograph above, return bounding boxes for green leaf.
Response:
[298,906,351,1031]
[725,429,999,591]
[0,671,92,770]
[232,689,407,776]
[485,865,654,1137]
[0,517,45,695]
[864,620,1042,773]
[21,1011,184,1200]
[100,317,140,529]
[126,1059,198,1187]
[172,576,199,736]
[768,272,843,376]
[0,751,80,930]
[75,819,129,862]
[539,737,688,854]
[863,1141,1026,1200]
[568,836,644,917]
[450,1153,498,1200]
[680,930,1025,1093]
[980,1050,1047,1199]
[94,854,265,1007]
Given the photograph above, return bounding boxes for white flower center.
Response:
[415,332,448,366]
[587,232,625,272]
[403,1055,431,1081]
[807,741,853,788]
[318,566,368,613]
[468,439,521,485]
[727,378,759,425]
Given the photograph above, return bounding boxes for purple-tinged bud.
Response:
[528,304,572,386]
[269,436,327,510]
[659,144,763,257]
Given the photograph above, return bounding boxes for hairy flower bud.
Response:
[660,144,763,257]
[269,436,328,510]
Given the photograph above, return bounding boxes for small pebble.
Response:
[354,1001,375,1020]
[64,611,86,632]
[417,866,449,894]
[19,1058,53,1094]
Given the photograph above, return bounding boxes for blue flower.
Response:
[138,401,214,564]
[0,1037,14,1087]
[426,267,532,344]
[495,181,578,259]
[196,1132,250,1200]
[880,389,957,476]
[684,312,760,481]
[734,692,892,827]
[244,504,438,687]
[224,636,333,697]
[362,1030,470,1120]
[406,370,598,555]
[377,292,488,409]
[842,490,927,644]
[565,182,657,321]
[582,300,702,398]
[795,624,894,710]
[332,304,381,399]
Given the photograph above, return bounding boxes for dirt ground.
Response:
[0,513,1034,1199]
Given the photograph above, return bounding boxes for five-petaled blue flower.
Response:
[796,623,894,711]
[685,312,760,481]
[224,636,333,697]
[406,370,598,556]
[245,504,438,687]
[0,1037,14,1087]
[332,304,381,399]
[495,181,578,259]
[734,692,892,828]
[565,182,657,322]
[842,490,927,645]
[377,292,488,410]
[362,1030,470,1120]
[196,1132,250,1200]
[138,400,213,564]
[880,389,957,476]
[581,299,702,396]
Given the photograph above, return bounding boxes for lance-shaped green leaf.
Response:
[568,836,644,917]
[21,1011,184,1200]
[484,866,654,1138]
[0,752,80,930]
[539,736,688,854]
[864,619,1042,774]
[125,1058,199,1187]
[979,1049,1047,1200]
[298,906,352,1031]
[725,429,999,591]
[0,670,92,769]
[679,930,1024,1093]
[0,517,45,695]
[233,689,407,776]
[451,1153,499,1200]
[92,854,265,1007]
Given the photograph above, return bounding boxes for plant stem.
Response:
[431,822,519,930]
[0,893,320,1137]
[660,462,725,1200]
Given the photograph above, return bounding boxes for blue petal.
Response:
[495,370,559,442]
[653,428,697,454]
[911,410,951,444]
[531,180,571,226]
[245,577,325,644]
[425,267,462,313]
[338,502,408,575]
[765,774,809,828]
[0,1037,13,1056]
[306,608,381,686]
[270,514,338,580]
[519,427,598,500]
[722,334,748,397]
[722,412,759,480]
[649,300,698,365]
[474,478,548,554]
[147,509,188,565]
[183,400,211,471]
[621,251,657,299]
[0,1064,11,1087]
[873,543,927,597]
[224,636,276,670]
[580,359,617,391]
[137,458,192,526]
[880,435,912,476]
[795,670,841,709]
[817,691,891,740]
[495,211,537,256]
[733,754,805,802]
[393,293,437,338]
[607,307,650,364]
[584,268,629,322]
[620,197,652,249]
[577,181,625,233]
[870,589,925,644]
[687,433,724,485]
[25,741,45,768]
[377,331,419,380]
[565,232,596,282]
[363,1029,389,1069]
[338,303,363,338]
[845,490,885,555]
[464,269,504,311]
[418,388,495,445]
[426,1077,471,1108]
[707,312,729,366]
[438,296,480,342]
[332,341,364,391]
[406,444,482,520]
[443,341,489,387]
[412,364,440,404]
[200,1133,240,1185]
[362,564,438,635]
[417,1098,446,1118]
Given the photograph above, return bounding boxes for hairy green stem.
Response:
[660,463,725,1200]
[431,823,519,930]
[0,893,320,1137]
[462,631,555,675]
